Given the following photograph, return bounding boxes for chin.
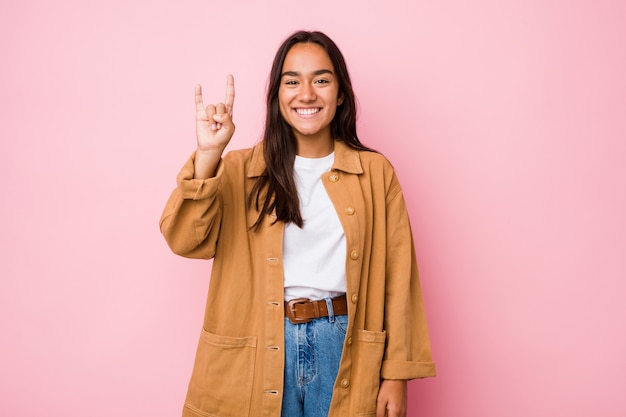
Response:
[296,130,321,138]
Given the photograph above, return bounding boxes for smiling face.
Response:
[278,42,344,155]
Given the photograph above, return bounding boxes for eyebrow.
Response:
[281,69,334,77]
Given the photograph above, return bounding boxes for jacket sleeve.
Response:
[380,173,436,380]
[159,152,225,259]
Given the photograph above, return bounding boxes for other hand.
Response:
[376,380,407,417]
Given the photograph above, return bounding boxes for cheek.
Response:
[328,88,342,106]
[277,100,294,128]
[278,91,290,111]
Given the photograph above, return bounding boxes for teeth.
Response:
[296,108,320,115]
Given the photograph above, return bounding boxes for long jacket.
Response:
[160,140,436,417]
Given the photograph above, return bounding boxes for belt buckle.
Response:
[286,298,311,324]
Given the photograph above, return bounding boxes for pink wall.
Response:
[2,0,625,416]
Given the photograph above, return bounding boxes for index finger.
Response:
[224,74,235,116]
[195,84,204,113]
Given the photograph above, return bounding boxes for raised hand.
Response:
[195,74,236,152]
[193,75,235,179]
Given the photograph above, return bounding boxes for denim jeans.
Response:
[281,298,348,417]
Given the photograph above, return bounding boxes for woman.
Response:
[160,30,436,417]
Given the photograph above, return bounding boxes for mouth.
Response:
[294,107,321,116]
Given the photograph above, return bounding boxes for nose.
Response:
[298,82,316,102]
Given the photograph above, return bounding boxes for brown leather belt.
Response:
[284,295,348,324]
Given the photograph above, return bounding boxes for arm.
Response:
[380,175,436,380]
[159,153,224,259]
[372,169,434,414]
[159,76,236,258]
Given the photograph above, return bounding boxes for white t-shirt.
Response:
[283,152,347,301]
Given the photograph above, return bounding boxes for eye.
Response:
[315,79,330,85]
[284,80,298,86]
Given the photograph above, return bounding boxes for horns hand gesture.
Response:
[195,74,235,152]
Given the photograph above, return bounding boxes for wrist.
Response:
[193,148,223,179]
[195,146,225,158]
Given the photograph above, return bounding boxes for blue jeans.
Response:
[281,299,348,417]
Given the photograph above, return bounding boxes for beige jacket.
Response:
[160,140,436,417]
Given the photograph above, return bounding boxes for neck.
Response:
[295,136,334,158]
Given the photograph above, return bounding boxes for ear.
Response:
[337,92,344,106]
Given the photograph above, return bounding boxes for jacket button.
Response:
[351,293,358,304]
[329,173,339,182]
[345,206,355,215]
[340,378,350,388]
[346,336,353,345]
[350,250,358,260]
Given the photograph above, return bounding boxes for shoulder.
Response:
[356,150,405,201]
[219,143,261,171]
[222,144,257,164]
[219,142,266,182]
[334,140,395,177]
[358,149,395,171]
[356,149,398,182]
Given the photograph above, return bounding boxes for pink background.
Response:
[2,0,625,416]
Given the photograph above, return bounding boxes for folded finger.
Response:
[206,104,217,129]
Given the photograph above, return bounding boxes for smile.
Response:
[295,108,321,115]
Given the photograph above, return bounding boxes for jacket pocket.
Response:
[352,330,386,416]
[184,329,257,417]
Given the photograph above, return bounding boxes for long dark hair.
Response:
[248,30,374,230]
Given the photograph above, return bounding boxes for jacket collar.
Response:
[247,139,364,178]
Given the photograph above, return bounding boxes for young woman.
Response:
[160,30,436,417]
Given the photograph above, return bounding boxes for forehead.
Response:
[282,43,335,73]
